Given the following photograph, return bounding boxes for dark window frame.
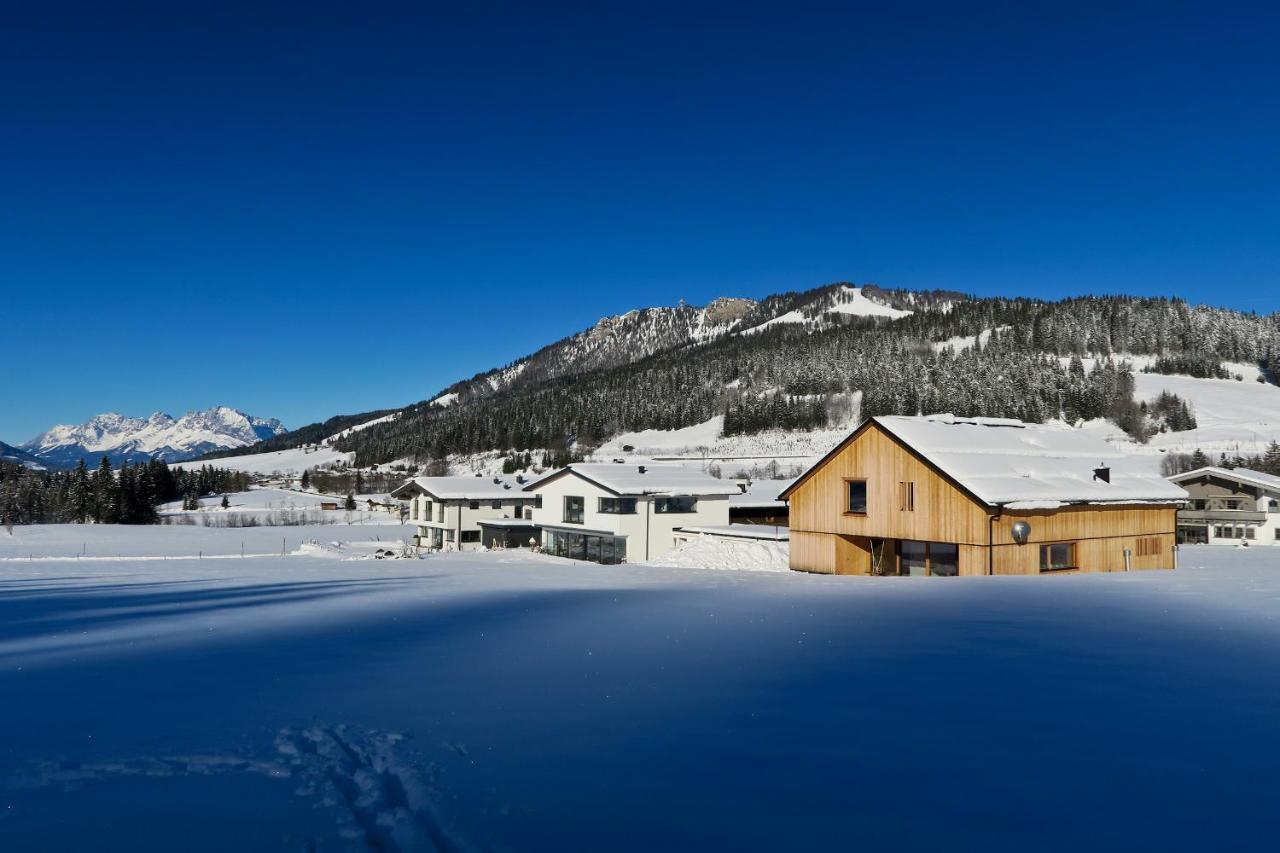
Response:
[844,478,868,515]
[1039,541,1078,572]
[654,496,698,514]
[563,495,585,524]
[599,497,638,515]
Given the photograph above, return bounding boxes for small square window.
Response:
[1039,542,1076,571]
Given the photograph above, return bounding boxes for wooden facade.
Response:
[784,421,1177,576]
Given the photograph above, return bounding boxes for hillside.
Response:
[200,282,1280,476]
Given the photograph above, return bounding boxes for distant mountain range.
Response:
[0,441,45,470]
[17,407,288,469]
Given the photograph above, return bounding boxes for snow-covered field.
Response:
[2,525,1280,851]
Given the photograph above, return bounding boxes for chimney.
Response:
[638,465,647,474]
[493,477,501,484]
[516,475,525,484]
[1093,466,1111,484]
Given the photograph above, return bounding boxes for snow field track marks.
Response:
[277,725,468,853]
[6,725,467,853]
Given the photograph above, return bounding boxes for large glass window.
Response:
[929,543,959,576]
[1039,542,1077,571]
[889,540,958,576]
[654,496,697,514]
[599,497,637,514]
[435,503,444,522]
[846,480,868,514]
[460,530,481,543]
[563,496,584,524]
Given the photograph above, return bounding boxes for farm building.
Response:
[779,414,1188,576]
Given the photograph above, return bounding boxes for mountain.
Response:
[430,284,958,406]
[23,407,288,469]
[195,281,1280,474]
[0,441,44,470]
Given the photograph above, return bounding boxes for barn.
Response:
[779,414,1188,576]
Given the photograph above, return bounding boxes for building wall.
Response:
[410,493,533,552]
[786,423,1180,575]
[1175,474,1280,545]
[787,423,993,545]
[528,471,730,561]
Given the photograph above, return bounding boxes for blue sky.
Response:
[2,2,1277,441]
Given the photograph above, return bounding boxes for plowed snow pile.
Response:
[644,536,789,571]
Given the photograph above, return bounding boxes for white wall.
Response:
[528,471,729,561]
[411,493,534,552]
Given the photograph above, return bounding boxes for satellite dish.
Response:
[1011,520,1032,545]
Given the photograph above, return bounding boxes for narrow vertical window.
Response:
[845,479,867,514]
[898,481,915,511]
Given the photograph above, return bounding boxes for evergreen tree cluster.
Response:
[0,458,249,528]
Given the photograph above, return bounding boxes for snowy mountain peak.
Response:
[21,407,288,469]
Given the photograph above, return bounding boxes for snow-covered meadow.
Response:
[2,521,1280,851]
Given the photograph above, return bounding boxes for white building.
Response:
[525,463,733,563]
[1168,466,1280,546]
[390,475,537,551]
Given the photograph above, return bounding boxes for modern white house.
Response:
[390,475,538,551]
[1168,466,1280,546]
[524,463,733,563]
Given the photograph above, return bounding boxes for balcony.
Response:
[1177,509,1267,524]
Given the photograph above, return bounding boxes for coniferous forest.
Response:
[316,289,1279,467]
[0,459,249,527]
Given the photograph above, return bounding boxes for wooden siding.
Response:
[990,532,1176,574]
[787,421,1180,575]
[787,424,993,545]
[992,506,1176,545]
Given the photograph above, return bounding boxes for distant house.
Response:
[390,476,537,551]
[319,501,339,511]
[1167,466,1280,545]
[524,463,733,564]
[728,478,791,526]
[779,415,1188,576]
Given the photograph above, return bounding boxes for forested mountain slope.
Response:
[329,286,1280,467]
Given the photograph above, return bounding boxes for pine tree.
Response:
[300,469,311,490]
[344,493,357,511]
[220,494,230,509]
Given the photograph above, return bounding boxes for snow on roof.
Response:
[728,478,793,508]
[1168,466,1280,493]
[390,476,522,500]
[804,414,1189,506]
[675,524,790,541]
[524,463,735,497]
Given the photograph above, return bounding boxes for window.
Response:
[1270,499,1279,511]
[887,540,956,577]
[435,503,444,522]
[654,496,697,514]
[534,494,543,509]
[1193,499,1207,511]
[898,481,915,512]
[445,529,456,542]
[492,500,503,509]
[563,496,584,524]
[845,479,868,514]
[468,500,480,510]
[1135,537,1162,557]
[1246,527,1256,540]
[1039,542,1077,572]
[599,497,637,514]
[460,530,481,543]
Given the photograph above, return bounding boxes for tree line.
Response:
[0,458,250,528]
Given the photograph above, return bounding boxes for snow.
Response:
[527,463,736,496]
[185,442,353,475]
[826,285,913,319]
[1134,372,1280,459]
[869,415,1190,505]
[391,475,524,500]
[3,532,1280,849]
[674,523,790,540]
[23,407,286,467]
[931,325,1011,353]
[646,534,791,570]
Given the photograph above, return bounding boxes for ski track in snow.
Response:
[8,725,468,853]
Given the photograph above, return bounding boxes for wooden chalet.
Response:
[779,415,1188,576]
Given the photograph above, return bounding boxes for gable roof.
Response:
[1168,466,1280,494]
[780,414,1188,508]
[390,475,522,500]
[522,463,734,497]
